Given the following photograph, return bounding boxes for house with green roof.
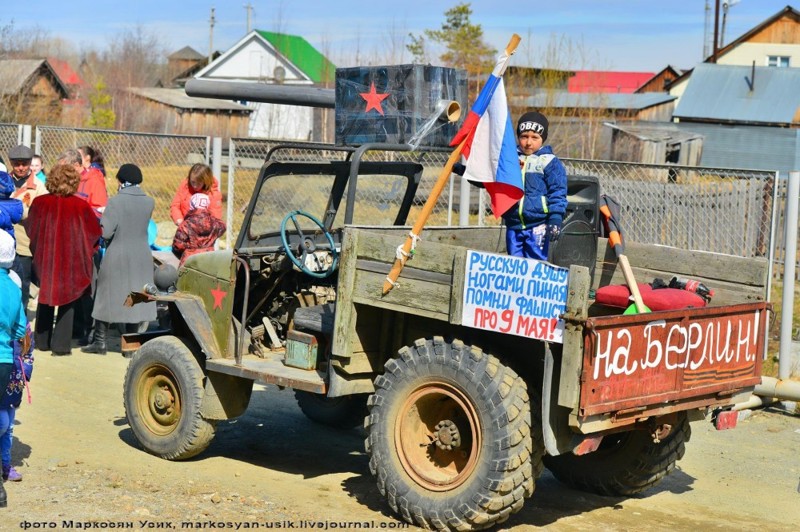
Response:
[195,30,336,140]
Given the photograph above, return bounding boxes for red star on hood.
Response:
[210,283,227,310]
[360,82,389,115]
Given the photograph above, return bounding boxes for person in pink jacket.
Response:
[169,164,222,225]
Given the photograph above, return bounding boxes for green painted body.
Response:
[177,249,236,355]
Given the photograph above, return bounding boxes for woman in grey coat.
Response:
[82,164,156,354]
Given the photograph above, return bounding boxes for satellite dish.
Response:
[273,66,286,84]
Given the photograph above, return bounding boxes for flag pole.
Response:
[382,33,521,295]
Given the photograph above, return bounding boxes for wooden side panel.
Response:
[592,238,768,306]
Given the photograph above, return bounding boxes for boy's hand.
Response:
[547,224,560,242]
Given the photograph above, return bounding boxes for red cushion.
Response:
[595,283,706,311]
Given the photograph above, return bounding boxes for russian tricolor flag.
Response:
[450,51,523,218]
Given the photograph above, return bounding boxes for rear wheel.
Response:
[365,337,540,531]
[543,414,691,496]
[123,336,216,460]
[294,390,369,429]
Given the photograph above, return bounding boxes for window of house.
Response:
[766,55,790,67]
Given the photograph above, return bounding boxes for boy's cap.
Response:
[0,230,15,269]
[517,111,549,141]
[0,172,14,197]
[8,145,34,161]
[190,193,210,211]
[116,163,143,185]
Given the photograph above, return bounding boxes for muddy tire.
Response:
[543,413,691,496]
[123,336,216,460]
[365,337,540,531]
[294,390,369,429]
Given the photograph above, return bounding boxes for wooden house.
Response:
[194,30,336,141]
[635,66,682,93]
[0,59,69,124]
[670,6,800,100]
[127,88,252,142]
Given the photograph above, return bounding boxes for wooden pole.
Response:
[382,34,521,295]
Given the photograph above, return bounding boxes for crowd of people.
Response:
[0,146,227,507]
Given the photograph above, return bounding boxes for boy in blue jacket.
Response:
[502,111,567,260]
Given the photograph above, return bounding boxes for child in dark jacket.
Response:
[172,193,226,266]
[502,111,567,261]
[0,172,23,241]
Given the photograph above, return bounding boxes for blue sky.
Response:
[4,1,795,72]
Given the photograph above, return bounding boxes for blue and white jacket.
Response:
[502,145,568,231]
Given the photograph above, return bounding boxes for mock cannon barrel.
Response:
[184,78,335,108]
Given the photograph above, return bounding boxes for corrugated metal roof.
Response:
[257,30,336,84]
[673,63,800,125]
[128,88,252,112]
[605,122,703,142]
[518,91,675,111]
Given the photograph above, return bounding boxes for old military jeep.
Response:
[123,142,770,531]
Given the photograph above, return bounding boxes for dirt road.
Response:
[2,336,799,531]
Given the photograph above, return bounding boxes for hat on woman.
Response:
[116,163,143,185]
[0,230,16,269]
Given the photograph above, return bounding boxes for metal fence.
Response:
[0,124,782,272]
[35,126,211,244]
[0,124,21,163]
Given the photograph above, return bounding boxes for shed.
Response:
[127,88,252,141]
[605,122,704,168]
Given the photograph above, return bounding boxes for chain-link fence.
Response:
[227,138,458,245]
[0,124,21,163]
[228,138,776,259]
[35,126,210,239]
[562,159,775,258]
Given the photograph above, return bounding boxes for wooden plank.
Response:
[354,229,459,275]
[349,225,506,254]
[353,268,451,321]
[450,247,468,325]
[595,238,768,287]
[332,229,359,358]
[558,265,590,409]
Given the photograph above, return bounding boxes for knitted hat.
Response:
[517,111,549,141]
[190,193,210,211]
[0,230,16,269]
[0,171,14,197]
[116,163,143,185]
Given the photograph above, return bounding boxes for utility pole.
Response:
[712,0,720,63]
[209,7,216,63]
[244,3,254,33]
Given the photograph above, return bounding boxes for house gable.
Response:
[195,30,335,86]
[256,30,336,84]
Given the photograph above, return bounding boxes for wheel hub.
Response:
[395,381,481,492]
[433,420,461,450]
[137,366,181,436]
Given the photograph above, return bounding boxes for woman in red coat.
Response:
[169,163,223,225]
[27,164,101,356]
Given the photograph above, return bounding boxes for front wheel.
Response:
[123,336,217,460]
[365,337,540,531]
[543,413,691,496]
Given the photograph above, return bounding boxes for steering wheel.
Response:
[279,210,339,278]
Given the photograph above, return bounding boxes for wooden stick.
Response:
[382,34,521,295]
[382,139,466,294]
[617,254,647,312]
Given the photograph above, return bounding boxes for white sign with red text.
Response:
[461,250,569,343]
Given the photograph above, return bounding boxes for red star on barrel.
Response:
[360,82,389,115]
[210,283,227,310]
